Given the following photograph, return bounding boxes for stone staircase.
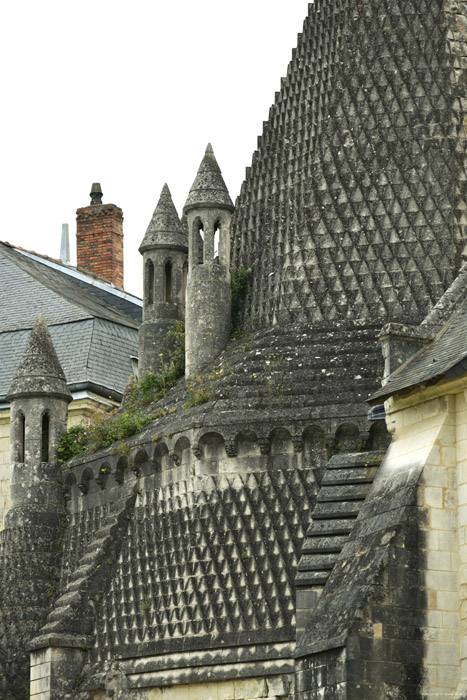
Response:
[296,451,384,589]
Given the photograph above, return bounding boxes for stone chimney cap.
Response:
[139,183,188,254]
[183,144,234,215]
[6,316,72,402]
[90,183,103,205]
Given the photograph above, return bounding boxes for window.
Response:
[41,413,49,462]
[165,260,172,302]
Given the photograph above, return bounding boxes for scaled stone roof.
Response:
[231,0,467,331]
[184,144,234,214]
[7,317,71,401]
[139,184,188,253]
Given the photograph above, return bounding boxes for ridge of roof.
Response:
[2,242,142,307]
[0,243,139,331]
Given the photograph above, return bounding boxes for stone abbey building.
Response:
[2,0,467,697]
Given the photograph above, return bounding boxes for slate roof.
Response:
[371,266,467,402]
[231,0,467,331]
[0,242,140,402]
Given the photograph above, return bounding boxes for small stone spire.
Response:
[60,223,70,264]
[184,144,234,214]
[90,182,103,205]
[7,316,71,402]
[139,184,187,253]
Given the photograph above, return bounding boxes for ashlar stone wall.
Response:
[385,387,460,698]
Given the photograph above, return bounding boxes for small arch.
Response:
[213,221,220,262]
[96,462,111,489]
[234,429,259,459]
[15,411,25,462]
[173,436,191,468]
[335,423,360,452]
[164,260,173,303]
[79,467,94,495]
[192,218,204,265]
[199,432,225,474]
[145,259,154,305]
[368,421,391,451]
[302,425,327,472]
[133,449,150,477]
[182,261,188,305]
[153,442,169,473]
[268,428,293,470]
[41,412,50,462]
[63,472,77,500]
[115,456,128,485]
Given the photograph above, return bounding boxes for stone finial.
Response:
[90,182,103,205]
[60,223,70,264]
[6,316,71,402]
[139,184,187,253]
[183,144,234,214]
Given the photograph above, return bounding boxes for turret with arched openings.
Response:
[183,144,234,377]
[5,315,71,527]
[138,184,188,375]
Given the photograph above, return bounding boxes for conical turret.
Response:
[139,184,188,253]
[184,144,234,214]
[5,316,71,529]
[138,185,188,376]
[184,145,234,377]
[7,316,71,402]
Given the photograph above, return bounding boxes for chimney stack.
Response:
[76,183,124,287]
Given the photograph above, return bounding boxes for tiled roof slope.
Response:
[370,266,467,402]
[0,243,139,332]
[0,320,137,401]
[232,0,467,330]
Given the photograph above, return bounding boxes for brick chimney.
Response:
[76,183,124,287]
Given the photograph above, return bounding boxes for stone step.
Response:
[297,553,337,571]
[317,483,371,502]
[321,467,379,485]
[301,534,348,554]
[312,501,361,519]
[295,570,330,587]
[305,518,355,536]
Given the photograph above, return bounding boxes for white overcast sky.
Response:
[0,1,310,297]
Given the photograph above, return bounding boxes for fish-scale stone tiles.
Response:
[85,469,315,661]
[231,0,466,331]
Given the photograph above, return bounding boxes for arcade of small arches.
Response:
[62,419,388,504]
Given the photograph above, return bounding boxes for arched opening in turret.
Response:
[192,218,204,265]
[146,259,154,305]
[17,411,25,462]
[41,412,50,462]
[214,221,220,263]
[164,260,173,303]
[182,261,188,305]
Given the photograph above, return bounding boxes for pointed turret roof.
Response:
[6,316,71,401]
[183,144,234,214]
[139,184,187,253]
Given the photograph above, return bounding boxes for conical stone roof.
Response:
[6,316,71,401]
[184,144,234,214]
[139,184,187,253]
[231,0,467,331]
